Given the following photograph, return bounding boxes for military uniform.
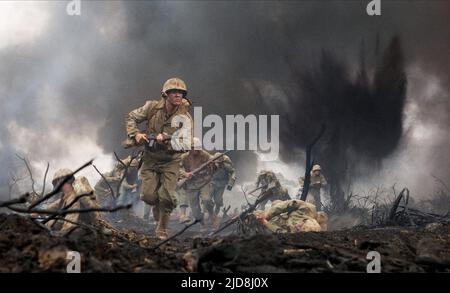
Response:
[299,165,327,211]
[94,162,127,207]
[46,170,102,232]
[95,156,141,208]
[255,170,290,210]
[210,153,236,216]
[176,179,190,223]
[179,150,216,224]
[125,78,192,239]
[116,157,140,206]
[259,199,322,233]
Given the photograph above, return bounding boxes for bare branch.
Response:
[92,164,116,199]
[113,151,139,198]
[27,159,94,210]
[8,173,27,200]
[300,124,326,201]
[41,192,94,224]
[8,203,132,216]
[29,218,54,233]
[15,154,37,196]
[148,219,201,251]
[240,185,251,206]
[41,162,50,198]
[431,174,450,194]
[0,193,30,208]
[53,216,98,236]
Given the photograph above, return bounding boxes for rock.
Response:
[424,222,443,232]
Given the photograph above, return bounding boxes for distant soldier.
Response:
[116,157,140,206]
[94,162,124,207]
[45,169,102,232]
[254,199,327,233]
[298,164,327,211]
[94,156,141,210]
[210,152,236,227]
[255,170,290,210]
[125,77,192,240]
[179,138,216,229]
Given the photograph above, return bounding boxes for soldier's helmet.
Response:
[312,164,322,172]
[162,77,187,97]
[52,168,75,186]
[130,158,140,167]
[192,137,202,150]
[121,156,140,168]
[259,170,272,176]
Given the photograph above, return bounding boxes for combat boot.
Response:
[152,205,160,223]
[178,206,189,223]
[155,212,170,240]
[212,215,221,229]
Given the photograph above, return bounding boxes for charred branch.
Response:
[27,160,94,210]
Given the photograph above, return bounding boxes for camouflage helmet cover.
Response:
[52,168,74,186]
[162,77,187,97]
[312,164,322,172]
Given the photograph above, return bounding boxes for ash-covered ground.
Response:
[1,212,449,273]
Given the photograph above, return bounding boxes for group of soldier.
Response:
[39,77,329,240]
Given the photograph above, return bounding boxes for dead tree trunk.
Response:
[300,125,326,201]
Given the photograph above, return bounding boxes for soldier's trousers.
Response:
[177,189,190,208]
[184,184,213,221]
[210,182,227,214]
[306,190,322,211]
[139,152,181,215]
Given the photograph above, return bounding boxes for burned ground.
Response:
[1,213,449,273]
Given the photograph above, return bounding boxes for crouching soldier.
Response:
[44,169,102,233]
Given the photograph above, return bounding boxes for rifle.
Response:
[211,188,272,235]
[122,133,172,150]
[146,133,172,149]
[177,150,231,188]
[247,185,265,195]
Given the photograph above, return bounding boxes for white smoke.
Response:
[0,1,50,50]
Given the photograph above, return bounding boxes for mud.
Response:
[0,213,449,273]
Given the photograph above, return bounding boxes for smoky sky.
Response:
[0,1,449,199]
